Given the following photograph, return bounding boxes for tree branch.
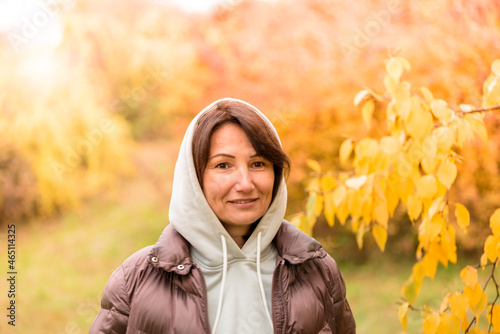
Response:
[458,105,500,116]
[466,258,498,333]
[487,260,500,333]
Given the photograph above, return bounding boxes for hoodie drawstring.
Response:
[211,232,273,333]
[212,234,228,334]
[257,231,274,329]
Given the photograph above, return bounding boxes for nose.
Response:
[234,167,255,193]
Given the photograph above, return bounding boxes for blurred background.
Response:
[0,0,500,332]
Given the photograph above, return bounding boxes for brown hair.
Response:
[192,100,290,201]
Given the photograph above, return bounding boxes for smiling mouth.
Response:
[229,199,257,204]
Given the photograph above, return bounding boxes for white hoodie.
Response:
[169,98,287,333]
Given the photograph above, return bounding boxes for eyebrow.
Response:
[208,153,261,160]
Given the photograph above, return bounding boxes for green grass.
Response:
[341,258,461,334]
[0,178,169,334]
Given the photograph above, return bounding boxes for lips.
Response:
[228,199,257,204]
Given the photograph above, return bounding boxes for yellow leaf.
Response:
[417,175,438,199]
[406,98,434,141]
[433,126,455,152]
[473,290,488,318]
[402,278,421,304]
[324,192,335,227]
[412,262,425,284]
[399,174,416,203]
[407,194,423,221]
[333,185,347,207]
[362,100,375,128]
[436,314,461,334]
[321,175,335,191]
[380,136,400,156]
[490,208,500,235]
[465,114,488,142]
[355,138,379,162]
[290,213,302,228]
[437,160,457,189]
[384,75,397,97]
[421,137,438,174]
[484,235,500,263]
[373,198,388,228]
[464,283,488,317]
[337,199,349,226]
[387,186,400,218]
[307,178,321,193]
[449,292,469,319]
[481,252,488,267]
[460,266,478,288]
[428,197,444,220]
[430,99,454,123]
[455,203,470,230]
[386,57,403,82]
[422,312,440,334]
[422,254,438,279]
[408,140,424,165]
[440,293,451,313]
[398,302,409,333]
[396,95,412,122]
[292,214,312,236]
[454,117,474,148]
[306,193,320,226]
[419,214,443,247]
[354,89,371,107]
[483,74,500,107]
[345,175,368,190]
[348,191,364,217]
[339,139,353,166]
[372,224,387,252]
[396,56,411,71]
[428,241,449,267]
[306,159,322,173]
[492,59,500,77]
[488,304,500,331]
[442,225,458,264]
[356,220,365,249]
[314,194,323,217]
[421,86,435,102]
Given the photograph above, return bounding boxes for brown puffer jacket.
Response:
[90,221,356,333]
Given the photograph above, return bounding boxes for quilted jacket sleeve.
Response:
[89,266,130,334]
[323,255,356,333]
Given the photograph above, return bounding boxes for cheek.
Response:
[261,171,275,198]
[203,173,234,200]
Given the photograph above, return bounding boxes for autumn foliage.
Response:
[294,57,500,332]
[1,1,500,331]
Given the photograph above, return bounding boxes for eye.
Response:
[253,161,267,168]
[215,162,230,169]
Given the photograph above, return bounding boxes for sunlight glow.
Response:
[1,0,65,50]
[17,49,60,86]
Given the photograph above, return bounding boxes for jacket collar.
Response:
[273,220,327,264]
[149,221,326,274]
[148,225,194,275]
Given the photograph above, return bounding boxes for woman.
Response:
[90,98,356,333]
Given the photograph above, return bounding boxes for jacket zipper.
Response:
[194,263,212,334]
[273,259,286,334]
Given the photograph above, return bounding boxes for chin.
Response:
[226,214,264,227]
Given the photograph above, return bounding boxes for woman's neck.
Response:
[222,222,258,248]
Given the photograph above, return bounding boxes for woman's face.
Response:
[202,123,275,235]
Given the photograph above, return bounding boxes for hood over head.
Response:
[168,98,288,265]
